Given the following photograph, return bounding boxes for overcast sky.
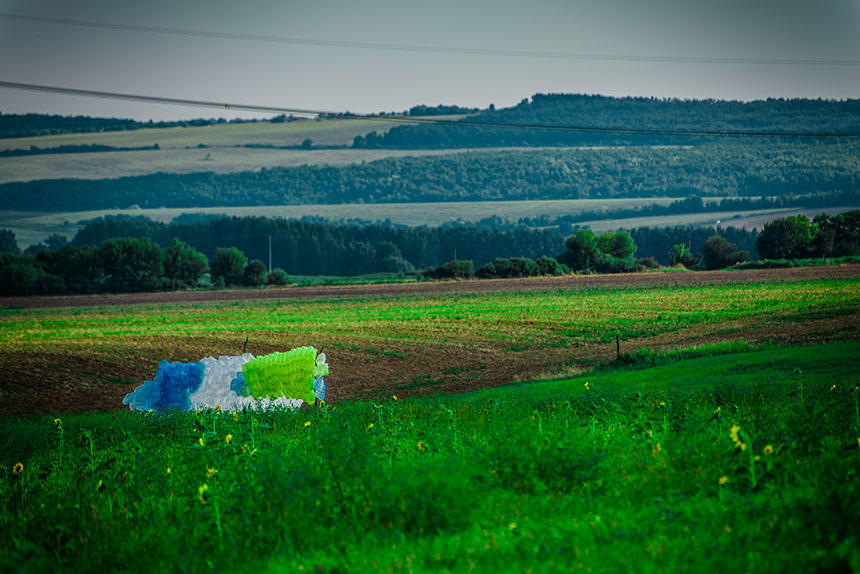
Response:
[1,0,859,121]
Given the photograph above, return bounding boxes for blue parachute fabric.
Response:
[229,371,248,398]
[157,360,205,409]
[123,359,204,410]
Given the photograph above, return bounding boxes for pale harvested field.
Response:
[0,147,470,184]
[0,117,403,151]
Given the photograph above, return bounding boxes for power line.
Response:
[3,12,859,67]
[2,80,860,139]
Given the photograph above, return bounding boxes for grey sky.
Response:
[1,0,858,121]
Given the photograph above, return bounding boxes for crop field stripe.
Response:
[1,270,858,414]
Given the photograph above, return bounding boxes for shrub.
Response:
[536,255,565,276]
[558,229,637,273]
[668,243,702,269]
[266,269,290,286]
[703,235,751,270]
[756,215,819,260]
[211,247,247,287]
[162,238,208,289]
[476,257,540,279]
[243,259,267,287]
[423,260,473,280]
[637,256,661,270]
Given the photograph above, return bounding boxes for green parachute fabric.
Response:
[243,346,327,404]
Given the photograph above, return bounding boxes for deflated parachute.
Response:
[122,347,328,411]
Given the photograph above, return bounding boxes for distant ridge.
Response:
[354,93,860,148]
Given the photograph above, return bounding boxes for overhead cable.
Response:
[2,13,859,67]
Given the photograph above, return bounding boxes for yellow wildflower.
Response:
[719,476,728,485]
[584,382,590,390]
[714,406,721,415]
[232,411,238,422]
[166,466,171,475]
[207,467,218,478]
[654,443,662,453]
[198,437,204,447]
[198,484,209,504]
[214,404,221,412]
[763,445,773,455]
[392,395,398,401]
[418,441,427,453]
[241,444,248,454]
[195,409,201,416]
[54,418,62,428]
[304,421,311,428]
[225,434,233,444]
[367,423,374,430]
[12,462,23,475]
[253,418,259,427]
[508,522,517,531]
[729,424,747,450]
[729,425,740,443]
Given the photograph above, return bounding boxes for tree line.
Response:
[2,211,857,296]
[0,143,160,157]
[2,143,859,212]
[356,93,860,149]
[0,113,260,139]
[70,216,563,275]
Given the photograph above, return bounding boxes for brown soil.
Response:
[1,265,858,416]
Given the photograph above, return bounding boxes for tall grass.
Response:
[2,340,859,572]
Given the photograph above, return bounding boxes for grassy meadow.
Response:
[1,272,859,571]
[1,340,858,572]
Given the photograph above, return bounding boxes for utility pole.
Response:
[268,235,272,273]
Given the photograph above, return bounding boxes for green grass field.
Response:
[1,340,858,572]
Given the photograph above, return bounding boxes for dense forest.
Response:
[356,94,860,148]
[2,142,858,211]
[70,216,565,274]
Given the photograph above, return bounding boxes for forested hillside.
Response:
[2,142,858,211]
[359,94,860,148]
